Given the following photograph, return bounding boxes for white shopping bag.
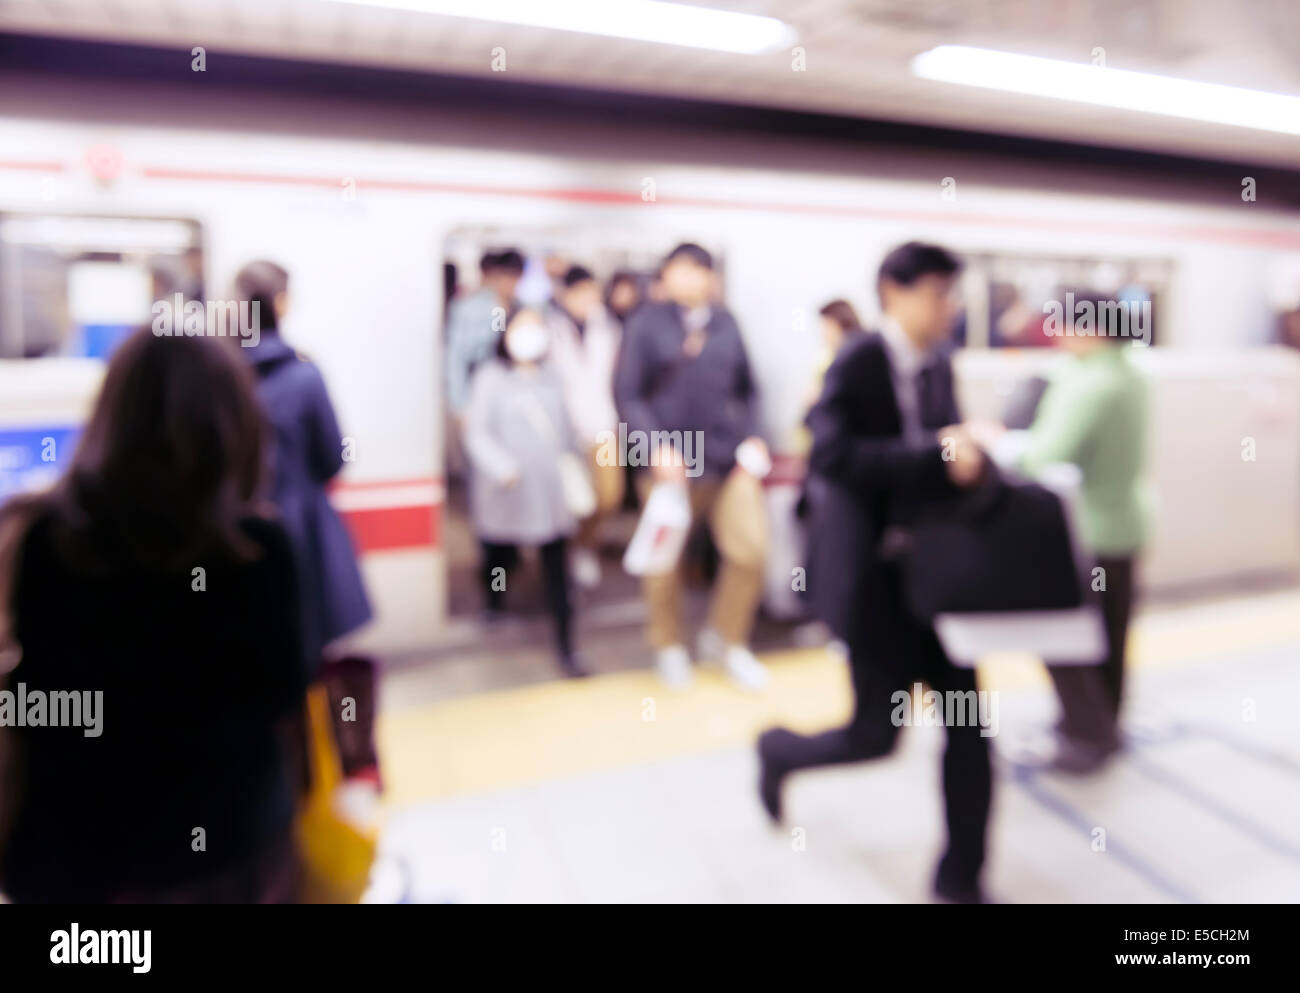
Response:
[622,482,692,577]
[933,457,1107,668]
[935,608,1107,667]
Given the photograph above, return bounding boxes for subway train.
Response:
[2,108,1299,655]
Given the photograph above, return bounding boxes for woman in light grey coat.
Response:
[464,307,588,677]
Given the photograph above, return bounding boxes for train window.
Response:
[0,213,204,360]
[961,252,1172,349]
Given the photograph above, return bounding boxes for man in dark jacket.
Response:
[757,242,993,903]
[614,243,770,692]
[237,260,373,673]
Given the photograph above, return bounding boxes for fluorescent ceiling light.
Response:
[324,0,796,54]
[912,45,1300,136]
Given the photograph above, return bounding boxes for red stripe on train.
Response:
[341,503,439,554]
[130,166,1300,251]
[335,460,808,555]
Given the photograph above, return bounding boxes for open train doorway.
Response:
[438,226,727,646]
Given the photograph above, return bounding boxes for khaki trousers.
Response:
[577,444,627,550]
[639,469,768,649]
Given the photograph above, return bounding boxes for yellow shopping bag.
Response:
[293,685,377,904]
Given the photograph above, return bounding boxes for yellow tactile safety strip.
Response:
[375,591,1300,810]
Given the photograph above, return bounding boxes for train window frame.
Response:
[959,250,1174,350]
[0,210,206,360]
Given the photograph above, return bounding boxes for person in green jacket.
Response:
[1020,290,1150,772]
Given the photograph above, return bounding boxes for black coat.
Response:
[803,333,960,644]
[1,513,306,902]
[613,301,758,478]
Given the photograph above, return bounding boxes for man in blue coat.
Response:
[237,260,372,675]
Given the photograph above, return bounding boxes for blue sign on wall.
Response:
[79,323,136,360]
[0,426,80,504]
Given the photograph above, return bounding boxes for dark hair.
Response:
[663,242,714,270]
[1060,287,1130,342]
[604,270,642,316]
[234,259,288,334]
[876,242,961,296]
[818,299,864,334]
[491,249,525,275]
[563,264,594,288]
[0,330,267,579]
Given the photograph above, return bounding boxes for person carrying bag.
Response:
[463,307,591,677]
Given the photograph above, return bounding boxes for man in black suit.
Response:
[757,242,993,903]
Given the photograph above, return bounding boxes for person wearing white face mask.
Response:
[463,307,589,678]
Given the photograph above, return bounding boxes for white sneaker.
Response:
[723,644,769,692]
[695,627,725,662]
[655,644,694,689]
[571,548,602,590]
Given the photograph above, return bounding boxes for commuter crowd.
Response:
[445,239,1148,902]
[0,238,1149,904]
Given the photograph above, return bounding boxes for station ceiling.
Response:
[2,0,1297,169]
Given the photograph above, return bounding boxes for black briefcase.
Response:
[901,475,1083,622]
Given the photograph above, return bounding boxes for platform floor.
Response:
[367,588,1300,903]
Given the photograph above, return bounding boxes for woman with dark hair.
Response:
[463,307,589,677]
[235,260,372,675]
[791,299,867,456]
[818,298,864,343]
[0,330,306,903]
[604,270,644,327]
[546,264,623,590]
